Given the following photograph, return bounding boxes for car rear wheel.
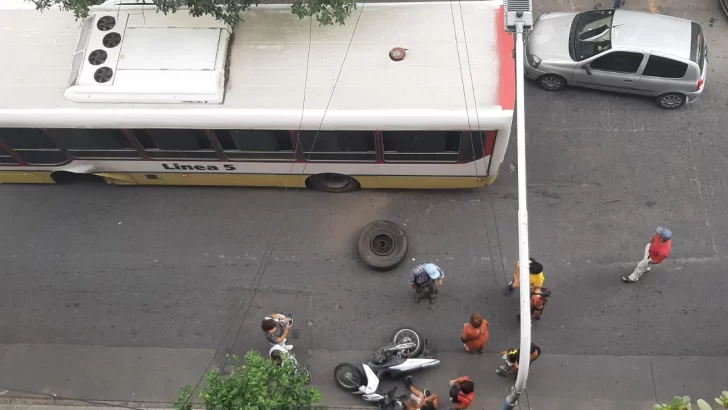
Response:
[656,93,686,110]
[537,74,566,91]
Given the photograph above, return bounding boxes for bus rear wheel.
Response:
[307,173,360,193]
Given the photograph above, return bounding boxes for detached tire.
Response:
[357,220,408,270]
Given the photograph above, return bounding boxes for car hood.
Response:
[527,12,577,61]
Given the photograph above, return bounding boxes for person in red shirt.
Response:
[447,376,475,409]
[622,227,672,283]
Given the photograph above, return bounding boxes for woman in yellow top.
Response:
[505,257,544,296]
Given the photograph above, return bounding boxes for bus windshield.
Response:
[571,10,615,61]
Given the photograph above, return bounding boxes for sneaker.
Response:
[620,276,636,283]
[284,344,293,350]
[423,388,432,397]
[405,375,414,389]
[414,294,421,303]
[505,283,514,296]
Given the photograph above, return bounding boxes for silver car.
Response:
[524,9,708,109]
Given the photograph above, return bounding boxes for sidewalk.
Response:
[1,344,726,410]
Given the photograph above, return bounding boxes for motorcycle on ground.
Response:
[333,328,440,409]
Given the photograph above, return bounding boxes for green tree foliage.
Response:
[174,350,321,410]
[654,392,728,410]
[30,0,356,27]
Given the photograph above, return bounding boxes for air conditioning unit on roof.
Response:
[64,7,231,104]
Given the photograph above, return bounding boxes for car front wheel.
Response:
[537,74,566,91]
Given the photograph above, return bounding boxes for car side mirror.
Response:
[581,63,592,75]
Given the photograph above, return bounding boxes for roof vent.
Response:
[102,32,121,48]
[96,16,116,31]
[389,47,406,61]
[87,49,107,65]
[94,67,113,83]
[65,9,231,104]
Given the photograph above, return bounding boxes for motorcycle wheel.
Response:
[391,327,423,357]
[334,363,365,391]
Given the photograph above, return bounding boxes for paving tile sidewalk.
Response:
[1,346,726,410]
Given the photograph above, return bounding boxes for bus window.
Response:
[214,130,295,161]
[382,131,460,162]
[0,145,18,164]
[133,129,219,159]
[297,131,377,162]
[48,129,141,159]
[0,128,68,165]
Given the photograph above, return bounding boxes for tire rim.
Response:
[393,329,420,355]
[318,174,350,189]
[660,95,683,108]
[541,76,562,90]
[370,233,395,256]
[335,366,361,389]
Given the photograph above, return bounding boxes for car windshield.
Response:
[572,10,615,61]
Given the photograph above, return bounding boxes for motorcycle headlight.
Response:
[527,54,542,68]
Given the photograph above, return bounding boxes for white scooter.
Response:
[333,328,440,408]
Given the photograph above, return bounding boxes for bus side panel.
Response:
[355,175,486,189]
[136,172,307,188]
[0,171,54,183]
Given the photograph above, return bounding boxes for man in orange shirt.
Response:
[621,227,672,283]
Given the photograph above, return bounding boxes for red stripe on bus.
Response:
[496,6,515,111]
[484,130,497,157]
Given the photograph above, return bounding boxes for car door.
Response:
[572,51,646,94]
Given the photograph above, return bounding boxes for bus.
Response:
[0,0,515,192]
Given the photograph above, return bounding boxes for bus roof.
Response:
[0,1,515,130]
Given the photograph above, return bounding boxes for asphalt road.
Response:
[1,0,728,409]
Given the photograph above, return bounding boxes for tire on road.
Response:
[357,220,408,270]
[307,173,360,193]
[655,92,686,110]
[537,74,567,91]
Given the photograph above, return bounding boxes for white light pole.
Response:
[501,1,533,409]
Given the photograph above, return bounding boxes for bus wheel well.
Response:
[51,171,106,184]
[306,173,360,193]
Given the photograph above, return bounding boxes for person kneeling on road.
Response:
[500,342,541,378]
[410,263,444,305]
[261,313,293,351]
[405,375,439,410]
[447,376,475,409]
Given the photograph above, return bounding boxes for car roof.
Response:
[611,10,693,60]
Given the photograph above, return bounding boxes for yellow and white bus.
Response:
[0,0,515,191]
